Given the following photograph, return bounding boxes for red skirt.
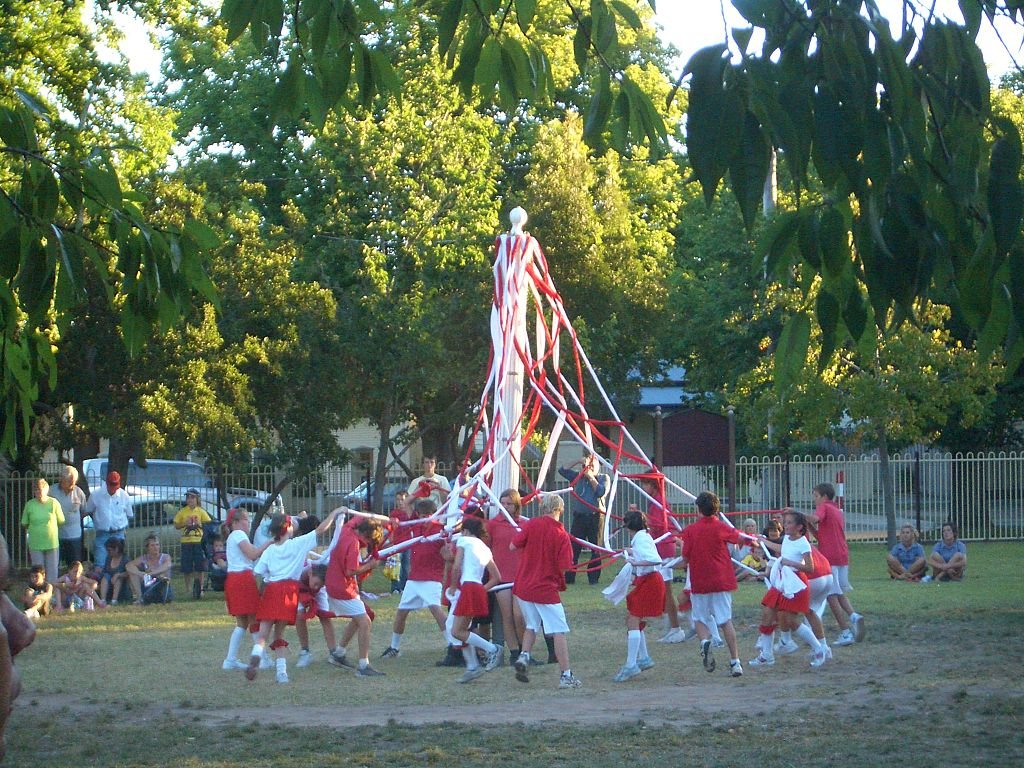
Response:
[256,579,299,624]
[627,572,666,618]
[677,588,692,612]
[762,572,811,614]
[453,582,490,618]
[225,571,259,617]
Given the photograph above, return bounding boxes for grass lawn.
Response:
[6,541,1024,767]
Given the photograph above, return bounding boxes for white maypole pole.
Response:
[490,207,531,511]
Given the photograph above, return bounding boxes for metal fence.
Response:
[3,450,1021,569]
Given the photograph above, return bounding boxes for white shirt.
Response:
[627,530,662,576]
[226,529,256,573]
[85,488,133,531]
[408,474,452,509]
[254,530,319,582]
[457,535,493,584]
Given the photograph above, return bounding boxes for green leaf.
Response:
[728,110,768,231]
[221,0,256,44]
[610,0,641,30]
[816,289,840,372]
[684,44,741,205]
[0,104,35,150]
[976,278,1011,359]
[82,158,122,208]
[818,206,849,278]
[1011,245,1024,332]
[591,0,618,54]
[774,312,810,392]
[583,68,612,145]
[959,0,982,37]
[273,51,305,125]
[731,26,753,54]
[843,287,868,342]
[439,0,464,57]
[758,210,800,278]
[515,0,537,33]
[476,37,501,102]
[573,18,592,74]
[798,210,820,270]
[988,122,1023,256]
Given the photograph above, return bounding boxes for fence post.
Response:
[914,449,922,534]
[727,406,736,514]
[315,482,324,518]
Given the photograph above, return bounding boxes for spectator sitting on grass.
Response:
[924,522,967,582]
[126,534,174,604]
[98,538,131,604]
[55,561,105,610]
[22,566,53,620]
[887,525,926,581]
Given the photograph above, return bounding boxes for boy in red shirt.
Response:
[511,494,581,689]
[380,499,451,660]
[678,491,746,678]
[324,517,385,676]
[802,482,865,646]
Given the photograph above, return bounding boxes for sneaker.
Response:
[435,646,465,667]
[657,627,685,644]
[459,667,485,683]
[776,639,800,656]
[483,648,502,671]
[810,650,827,668]
[851,614,866,643]
[730,660,744,677]
[328,651,355,670]
[276,669,289,684]
[559,673,582,689]
[192,580,202,600]
[612,664,641,682]
[921,574,933,583]
[356,665,385,677]
[637,656,655,671]
[712,637,725,648]
[259,654,274,670]
[528,655,546,666]
[514,654,530,683]
[748,654,775,667]
[222,658,248,670]
[296,650,313,668]
[833,629,855,647]
[380,646,401,659]
[109,599,118,606]
[700,639,716,673]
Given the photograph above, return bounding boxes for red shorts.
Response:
[225,571,259,617]
[762,573,811,614]
[627,572,666,618]
[453,582,490,618]
[256,579,299,624]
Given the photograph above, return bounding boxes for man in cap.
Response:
[174,488,212,599]
[85,471,134,569]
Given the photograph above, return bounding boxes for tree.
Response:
[0,1,217,460]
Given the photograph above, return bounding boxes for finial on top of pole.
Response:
[509,207,528,235]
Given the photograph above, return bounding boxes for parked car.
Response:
[81,458,281,521]
[342,479,407,511]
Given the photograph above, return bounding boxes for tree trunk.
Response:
[878,430,897,547]
[373,404,395,515]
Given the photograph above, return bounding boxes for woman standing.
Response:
[51,467,86,568]
[21,479,65,586]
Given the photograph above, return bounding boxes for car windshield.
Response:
[90,461,208,488]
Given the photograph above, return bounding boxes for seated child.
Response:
[55,561,105,611]
[208,533,228,591]
[22,565,53,620]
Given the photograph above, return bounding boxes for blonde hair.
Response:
[899,524,919,542]
[539,494,564,516]
[35,477,50,494]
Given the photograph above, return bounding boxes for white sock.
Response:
[780,630,793,644]
[391,632,403,650]
[794,622,822,653]
[333,645,346,658]
[461,646,479,670]
[276,657,286,673]
[638,630,649,660]
[250,643,263,660]
[227,626,245,661]
[466,632,497,653]
[626,630,642,667]
[359,658,369,669]
[851,612,862,622]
